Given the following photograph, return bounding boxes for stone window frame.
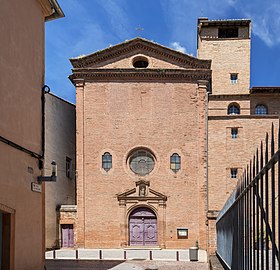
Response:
[128,148,156,176]
[170,153,181,173]
[132,55,149,69]
[230,168,238,178]
[230,73,238,84]
[231,128,238,139]
[228,103,240,115]
[102,152,112,172]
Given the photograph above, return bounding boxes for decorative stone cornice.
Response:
[70,38,211,70]
[69,68,211,85]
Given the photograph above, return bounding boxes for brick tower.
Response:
[197,18,251,95]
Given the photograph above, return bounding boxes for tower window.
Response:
[170,153,181,173]
[230,74,238,84]
[231,128,238,139]
[231,168,238,178]
[255,104,268,115]
[228,104,240,115]
[218,27,238,38]
[102,152,112,172]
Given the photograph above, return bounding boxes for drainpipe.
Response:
[40,85,50,169]
[206,91,209,213]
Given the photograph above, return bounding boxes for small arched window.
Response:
[170,153,181,173]
[255,104,268,115]
[228,104,240,115]
[102,152,112,172]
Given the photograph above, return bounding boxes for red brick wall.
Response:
[76,79,207,249]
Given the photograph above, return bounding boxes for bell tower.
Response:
[197,18,251,95]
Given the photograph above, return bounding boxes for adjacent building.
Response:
[0,1,63,269]
[67,18,279,254]
[45,93,76,250]
[198,18,280,253]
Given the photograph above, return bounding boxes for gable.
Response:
[70,38,211,70]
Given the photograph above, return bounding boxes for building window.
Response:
[255,104,268,115]
[132,56,149,68]
[102,152,112,172]
[228,104,240,115]
[230,73,238,84]
[129,149,155,176]
[170,153,181,173]
[66,157,72,179]
[231,128,238,139]
[231,168,238,178]
[218,27,238,38]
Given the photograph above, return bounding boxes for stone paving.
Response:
[45,259,209,270]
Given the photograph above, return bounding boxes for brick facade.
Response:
[70,18,280,254]
[71,40,211,249]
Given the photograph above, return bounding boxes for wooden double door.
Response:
[61,224,74,248]
[129,207,157,246]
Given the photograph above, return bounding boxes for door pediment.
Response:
[117,180,167,205]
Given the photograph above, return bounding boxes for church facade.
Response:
[69,18,280,253]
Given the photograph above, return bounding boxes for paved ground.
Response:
[45,259,209,270]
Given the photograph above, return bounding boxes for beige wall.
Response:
[45,93,76,249]
[0,0,62,269]
[0,0,44,153]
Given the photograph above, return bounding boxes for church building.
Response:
[68,18,280,253]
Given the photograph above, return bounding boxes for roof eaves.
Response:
[45,0,65,22]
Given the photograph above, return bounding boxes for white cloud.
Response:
[170,42,187,53]
[98,0,132,40]
[227,0,280,47]
[161,0,280,48]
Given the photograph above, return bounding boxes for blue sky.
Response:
[46,0,280,104]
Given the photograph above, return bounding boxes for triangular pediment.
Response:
[117,184,167,202]
[70,38,211,70]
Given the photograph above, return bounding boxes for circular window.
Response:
[132,56,149,68]
[129,149,155,176]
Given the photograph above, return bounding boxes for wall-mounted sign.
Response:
[177,228,188,239]
[31,182,42,193]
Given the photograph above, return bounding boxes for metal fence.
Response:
[216,123,280,269]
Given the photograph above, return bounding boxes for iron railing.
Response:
[216,123,280,269]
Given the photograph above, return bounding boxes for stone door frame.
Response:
[117,180,167,248]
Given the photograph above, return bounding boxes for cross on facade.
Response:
[136,25,144,37]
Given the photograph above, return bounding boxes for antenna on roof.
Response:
[136,25,144,37]
[200,9,204,16]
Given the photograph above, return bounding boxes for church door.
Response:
[129,207,157,246]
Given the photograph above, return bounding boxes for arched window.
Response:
[228,104,240,115]
[255,104,268,115]
[170,153,181,173]
[102,152,112,172]
[129,149,155,176]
